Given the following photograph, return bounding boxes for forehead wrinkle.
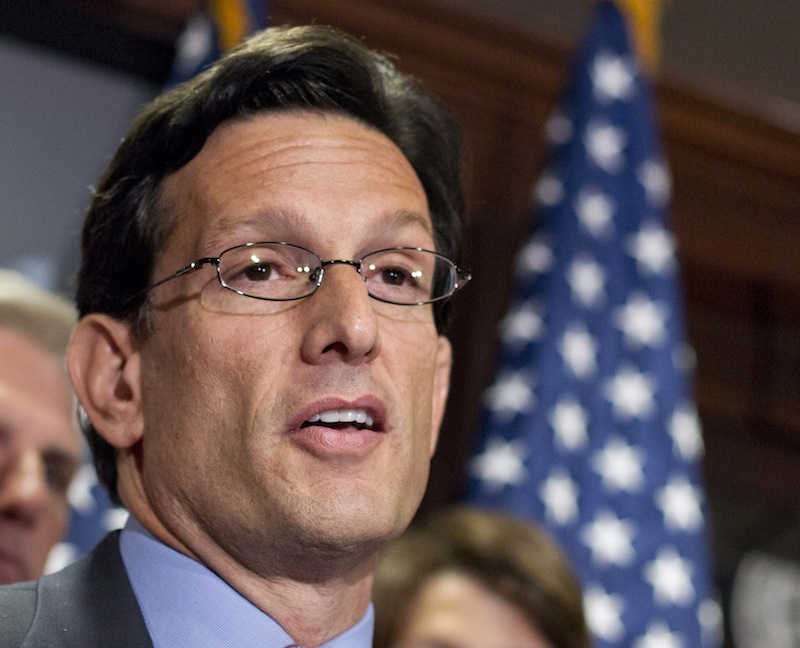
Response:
[202,207,433,255]
[207,114,423,189]
[168,112,434,257]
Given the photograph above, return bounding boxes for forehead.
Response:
[0,328,71,413]
[0,328,78,452]
[158,111,431,257]
[405,571,545,647]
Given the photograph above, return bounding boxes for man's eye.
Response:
[243,263,274,281]
[43,453,77,495]
[381,267,411,286]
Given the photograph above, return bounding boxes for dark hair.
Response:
[373,507,591,648]
[76,24,465,504]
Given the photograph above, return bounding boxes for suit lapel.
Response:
[23,532,153,648]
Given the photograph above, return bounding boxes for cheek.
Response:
[38,497,70,546]
[140,324,236,474]
[140,316,292,465]
[145,313,249,409]
[386,328,442,460]
[398,329,440,411]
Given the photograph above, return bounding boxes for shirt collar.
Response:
[119,517,374,648]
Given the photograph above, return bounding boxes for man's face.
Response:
[130,112,452,575]
[0,329,80,584]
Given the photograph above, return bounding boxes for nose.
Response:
[0,449,49,525]
[300,260,382,365]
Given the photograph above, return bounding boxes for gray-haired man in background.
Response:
[0,269,81,584]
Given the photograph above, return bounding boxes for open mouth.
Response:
[302,408,376,431]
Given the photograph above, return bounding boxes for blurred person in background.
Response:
[373,506,591,648]
[0,269,81,584]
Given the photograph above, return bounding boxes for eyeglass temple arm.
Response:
[129,257,219,305]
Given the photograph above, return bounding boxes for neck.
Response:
[125,503,376,646]
[195,529,377,646]
[228,566,375,646]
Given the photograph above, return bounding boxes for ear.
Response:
[428,335,452,458]
[67,314,144,449]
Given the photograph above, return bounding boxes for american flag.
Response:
[466,2,721,646]
[168,0,269,87]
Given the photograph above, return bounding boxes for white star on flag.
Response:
[103,507,130,532]
[655,476,704,532]
[672,342,697,374]
[575,188,615,238]
[644,547,696,606]
[502,302,544,346]
[539,469,579,525]
[517,236,555,274]
[484,370,535,421]
[44,542,81,575]
[584,119,627,173]
[670,406,705,461]
[560,323,598,378]
[591,51,635,102]
[550,397,589,451]
[469,437,528,492]
[67,463,101,515]
[605,366,657,420]
[627,224,676,275]
[581,510,637,567]
[584,584,626,642]
[535,172,565,207]
[638,158,671,207]
[592,436,646,492]
[615,292,668,348]
[633,622,685,648]
[545,111,574,145]
[568,256,606,307]
[698,599,723,646]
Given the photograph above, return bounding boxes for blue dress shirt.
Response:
[119,518,374,648]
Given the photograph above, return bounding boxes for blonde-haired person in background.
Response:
[0,269,81,583]
[373,507,591,648]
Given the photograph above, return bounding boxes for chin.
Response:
[302,496,414,556]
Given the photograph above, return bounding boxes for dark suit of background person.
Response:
[0,533,150,647]
[0,24,470,648]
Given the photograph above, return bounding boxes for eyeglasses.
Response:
[142,242,471,312]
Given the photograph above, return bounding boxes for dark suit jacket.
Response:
[0,532,153,647]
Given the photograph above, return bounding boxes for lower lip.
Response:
[290,425,383,458]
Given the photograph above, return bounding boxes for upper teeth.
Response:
[308,409,374,427]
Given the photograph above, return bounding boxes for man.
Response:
[0,24,470,647]
[0,269,81,585]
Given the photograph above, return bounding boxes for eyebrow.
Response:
[202,208,434,253]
